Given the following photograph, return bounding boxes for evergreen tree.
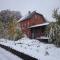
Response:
[46,8,60,47]
[52,8,60,25]
[0,9,22,39]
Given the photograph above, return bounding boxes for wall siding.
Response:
[19,14,46,38]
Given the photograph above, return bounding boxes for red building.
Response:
[18,11,49,40]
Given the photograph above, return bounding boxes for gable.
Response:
[33,13,46,23]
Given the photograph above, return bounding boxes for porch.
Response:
[28,23,49,42]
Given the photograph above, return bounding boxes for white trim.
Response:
[36,36,49,40]
[28,23,49,28]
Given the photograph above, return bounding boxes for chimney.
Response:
[28,11,31,14]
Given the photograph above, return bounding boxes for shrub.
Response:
[46,22,60,47]
[15,29,23,40]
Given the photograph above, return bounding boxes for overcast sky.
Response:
[0,0,60,21]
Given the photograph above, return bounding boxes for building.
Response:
[18,11,49,41]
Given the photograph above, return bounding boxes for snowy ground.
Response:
[0,47,22,60]
[0,37,60,60]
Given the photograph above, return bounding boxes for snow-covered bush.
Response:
[46,22,60,47]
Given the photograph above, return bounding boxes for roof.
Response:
[17,11,44,22]
[28,22,49,28]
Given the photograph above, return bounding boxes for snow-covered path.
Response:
[0,47,22,60]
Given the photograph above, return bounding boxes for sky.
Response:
[0,0,60,22]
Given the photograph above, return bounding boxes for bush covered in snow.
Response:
[46,22,60,47]
[46,8,60,47]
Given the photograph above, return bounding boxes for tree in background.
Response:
[52,8,60,25]
[0,9,22,39]
[46,8,60,47]
[0,9,22,22]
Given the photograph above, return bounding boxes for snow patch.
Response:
[0,37,60,60]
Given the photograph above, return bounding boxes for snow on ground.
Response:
[0,47,22,60]
[0,37,60,60]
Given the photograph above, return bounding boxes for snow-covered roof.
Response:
[17,13,31,22]
[28,22,49,28]
[17,11,43,22]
